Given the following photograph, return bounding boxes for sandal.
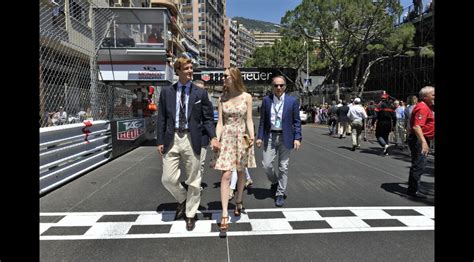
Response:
[219,216,229,232]
[234,201,244,216]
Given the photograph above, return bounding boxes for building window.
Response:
[69,0,89,24]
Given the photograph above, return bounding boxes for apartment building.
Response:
[181,0,225,67]
[236,24,255,67]
[224,18,237,68]
[252,30,282,48]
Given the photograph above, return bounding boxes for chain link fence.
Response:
[39,0,126,127]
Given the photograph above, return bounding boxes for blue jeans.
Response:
[407,134,430,193]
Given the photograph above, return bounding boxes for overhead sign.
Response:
[98,64,172,81]
[193,68,297,85]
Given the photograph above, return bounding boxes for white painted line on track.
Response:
[40,226,434,240]
[40,206,434,240]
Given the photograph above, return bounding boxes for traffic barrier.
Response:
[40,120,112,195]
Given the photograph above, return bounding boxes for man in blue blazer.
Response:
[157,57,219,231]
[256,75,302,207]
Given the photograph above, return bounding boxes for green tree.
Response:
[246,36,326,92]
[356,23,417,96]
[281,0,403,100]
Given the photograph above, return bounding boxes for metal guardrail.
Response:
[40,120,112,195]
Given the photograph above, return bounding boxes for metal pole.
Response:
[113,20,116,48]
[307,42,310,107]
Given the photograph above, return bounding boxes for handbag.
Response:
[242,134,251,149]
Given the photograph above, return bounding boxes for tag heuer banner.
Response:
[117,119,145,141]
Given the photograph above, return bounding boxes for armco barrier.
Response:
[40,120,112,195]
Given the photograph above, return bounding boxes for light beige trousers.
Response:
[162,133,201,218]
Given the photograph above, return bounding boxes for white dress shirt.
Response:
[270,93,285,131]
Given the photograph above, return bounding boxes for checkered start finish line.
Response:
[40,206,434,240]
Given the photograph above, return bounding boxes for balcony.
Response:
[95,7,175,86]
[150,0,179,16]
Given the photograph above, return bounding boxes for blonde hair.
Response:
[173,57,192,75]
[226,67,247,92]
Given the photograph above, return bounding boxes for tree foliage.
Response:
[281,0,404,99]
[246,36,327,91]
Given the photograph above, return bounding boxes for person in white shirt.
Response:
[229,168,253,200]
[347,98,368,151]
[53,106,68,125]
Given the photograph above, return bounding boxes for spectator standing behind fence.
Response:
[114,98,130,118]
[406,86,435,199]
[52,106,67,125]
[413,0,423,16]
[85,107,93,120]
[347,98,367,151]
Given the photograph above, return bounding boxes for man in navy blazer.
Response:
[256,75,302,207]
[157,57,219,231]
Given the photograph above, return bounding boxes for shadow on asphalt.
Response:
[339,146,354,151]
[381,182,434,205]
[351,146,383,156]
[206,201,238,211]
[245,187,274,200]
[141,139,157,146]
[155,202,180,211]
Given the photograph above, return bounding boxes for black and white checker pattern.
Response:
[40,206,434,240]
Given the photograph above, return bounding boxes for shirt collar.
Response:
[273,93,285,102]
[178,81,191,90]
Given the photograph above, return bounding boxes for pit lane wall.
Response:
[40,117,155,196]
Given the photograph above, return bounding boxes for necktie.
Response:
[178,85,187,132]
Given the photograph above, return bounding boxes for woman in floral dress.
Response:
[210,67,256,232]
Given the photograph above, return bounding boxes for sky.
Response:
[226,0,428,24]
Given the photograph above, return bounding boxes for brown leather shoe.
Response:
[174,201,186,220]
[185,217,195,231]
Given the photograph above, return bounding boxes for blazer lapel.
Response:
[267,95,273,123]
[171,83,177,124]
[282,93,289,121]
[187,84,198,121]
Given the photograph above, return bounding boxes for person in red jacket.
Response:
[406,86,434,199]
